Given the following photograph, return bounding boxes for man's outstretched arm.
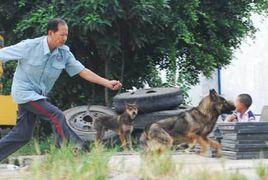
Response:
[0,41,28,62]
[79,68,122,90]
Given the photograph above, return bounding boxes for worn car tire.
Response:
[64,105,117,141]
[112,87,183,114]
[133,106,190,129]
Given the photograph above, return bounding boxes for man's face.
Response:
[48,23,68,47]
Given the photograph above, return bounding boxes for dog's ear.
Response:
[124,102,129,110]
[126,103,133,109]
[209,89,218,100]
[209,89,217,94]
[132,101,138,108]
[133,100,138,105]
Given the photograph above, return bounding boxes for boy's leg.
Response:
[0,106,36,162]
[20,99,88,150]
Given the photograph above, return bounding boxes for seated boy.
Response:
[226,94,255,122]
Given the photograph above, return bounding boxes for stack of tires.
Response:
[64,87,184,141]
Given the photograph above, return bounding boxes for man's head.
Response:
[235,94,252,113]
[47,18,68,48]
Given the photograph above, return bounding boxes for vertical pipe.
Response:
[0,34,4,92]
[217,67,222,95]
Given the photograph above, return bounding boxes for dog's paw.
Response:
[215,151,222,158]
[198,152,209,157]
[184,148,192,154]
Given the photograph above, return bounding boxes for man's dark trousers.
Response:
[0,99,87,162]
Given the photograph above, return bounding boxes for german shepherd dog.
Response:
[94,104,138,150]
[140,89,235,157]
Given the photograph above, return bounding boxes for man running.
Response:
[0,18,122,161]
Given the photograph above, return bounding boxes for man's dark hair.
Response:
[238,94,252,108]
[47,18,67,33]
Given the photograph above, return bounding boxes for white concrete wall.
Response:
[188,14,268,114]
[188,72,218,106]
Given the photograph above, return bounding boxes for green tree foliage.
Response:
[0,0,267,108]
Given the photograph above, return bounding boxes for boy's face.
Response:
[235,98,247,113]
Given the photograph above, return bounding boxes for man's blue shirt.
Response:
[0,36,85,104]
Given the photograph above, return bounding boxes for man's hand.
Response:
[79,69,122,90]
[106,80,122,90]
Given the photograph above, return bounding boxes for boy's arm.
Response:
[226,114,237,122]
[248,111,256,121]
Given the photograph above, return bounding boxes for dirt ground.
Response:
[0,153,267,179]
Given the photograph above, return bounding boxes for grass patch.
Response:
[12,137,54,156]
[256,162,268,179]
[140,150,176,179]
[8,136,268,179]
[29,143,114,180]
[139,150,248,180]
[189,170,247,180]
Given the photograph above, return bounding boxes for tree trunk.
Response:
[120,49,125,85]
[104,56,109,106]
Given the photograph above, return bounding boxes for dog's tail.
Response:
[139,131,148,150]
[139,122,154,149]
[144,122,154,134]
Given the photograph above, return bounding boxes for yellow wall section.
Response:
[0,95,17,125]
[0,34,18,126]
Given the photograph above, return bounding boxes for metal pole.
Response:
[217,67,222,95]
[0,34,4,92]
